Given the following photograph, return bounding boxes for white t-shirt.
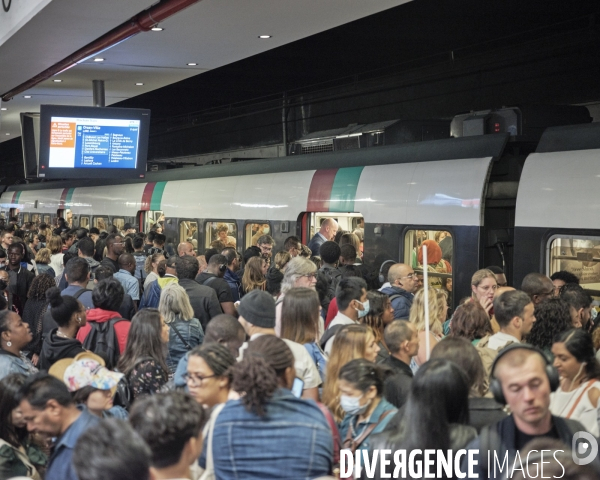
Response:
[324,312,357,355]
[550,380,600,436]
[238,333,321,389]
[487,332,520,351]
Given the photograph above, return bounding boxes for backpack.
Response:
[113,356,153,411]
[476,335,516,395]
[318,266,341,312]
[81,318,127,370]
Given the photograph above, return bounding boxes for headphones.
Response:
[378,260,396,284]
[489,343,559,405]
[218,263,227,273]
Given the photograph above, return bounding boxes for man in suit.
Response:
[307,218,338,257]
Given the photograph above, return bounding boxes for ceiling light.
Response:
[0,108,6,111]
[23,95,31,98]
[151,26,163,32]
[5,133,9,136]
[53,79,62,82]
[187,62,197,66]
[135,83,144,86]
[93,58,104,62]
[258,35,272,39]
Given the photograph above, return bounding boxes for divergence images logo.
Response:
[572,431,598,466]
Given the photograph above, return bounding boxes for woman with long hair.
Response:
[550,329,600,436]
[470,268,498,316]
[241,256,267,295]
[360,290,395,362]
[0,311,37,379]
[21,274,56,366]
[207,335,333,479]
[158,282,203,374]
[322,324,380,422]
[528,298,573,354]
[337,359,397,454]
[449,301,493,346]
[39,288,87,370]
[48,236,65,278]
[280,287,327,382]
[117,308,170,400]
[369,359,477,479]
[409,287,447,369]
[266,251,290,296]
[33,248,54,277]
[0,374,47,479]
[143,253,165,291]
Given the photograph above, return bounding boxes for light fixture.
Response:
[258,35,272,39]
[53,79,62,82]
[93,58,104,62]
[5,133,9,136]
[135,82,144,86]
[23,95,31,98]
[187,62,197,66]
[151,26,163,32]
[0,108,6,111]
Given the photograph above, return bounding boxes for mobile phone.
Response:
[291,377,304,398]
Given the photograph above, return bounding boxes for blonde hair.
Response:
[145,253,164,274]
[48,235,63,255]
[274,251,291,271]
[158,282,194,323]
[408,288,446,336]
[471,269,496,288]
[322,324,375,422]
[242,257,266,293]
[35,247,52,264]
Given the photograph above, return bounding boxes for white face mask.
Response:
[355,300,370,318]
[340,394,370,416]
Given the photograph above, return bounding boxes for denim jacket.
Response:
[210,389,333,479]
[166,316,204,374]
[223,268,242,302]
[0,350,37,380]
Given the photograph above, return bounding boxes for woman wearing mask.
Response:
[337,359,397,454]
[360,291,395,363]
[158,282,204,375]
[280,288,327,382]
[550,329,600,436]
[322,324,380,422]
[39,287,87,371]
[117,308,170,400]
[0,374,47,479]
[0,311,37,379]
[409,287,447,370]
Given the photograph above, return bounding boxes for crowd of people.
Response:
[0,216,599,479]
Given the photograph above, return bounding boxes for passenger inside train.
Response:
[1,214,600,480]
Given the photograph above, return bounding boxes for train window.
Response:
[93,217,108,232]
[112,217,125,231]
[245,222,271,249]
[205,221,237,250]
[145,211,164,234]
[31,214,40,225]
[79,216,90,229]
[404,229,453,293]
[548,236,600,295]
[23,213,30,223]
[43,215,51,225]
[65,209,73,227]
[179,220,199,254]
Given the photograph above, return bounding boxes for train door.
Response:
[110,217,125,232]
[57,208,73,228]
[204,220,237,251]
[79,216,90,229]
[303,212,364,254]
[141,211,164,234]
[179,219,199,255]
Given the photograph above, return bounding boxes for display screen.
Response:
[39,105,150,179]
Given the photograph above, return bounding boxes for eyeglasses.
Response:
[302,272,318,279]
[402,273,417,280]
[183,373,216,386]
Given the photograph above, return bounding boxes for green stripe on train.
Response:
[329,166,364,212]
[150,182,167,210]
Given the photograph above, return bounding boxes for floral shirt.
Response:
[128,359,168,399]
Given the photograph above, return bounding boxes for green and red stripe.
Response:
[307,167,364,212]
[141,182,167,211]
[59,188,75,208]
[10,191,22,205]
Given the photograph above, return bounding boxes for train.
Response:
[1,116,600,307]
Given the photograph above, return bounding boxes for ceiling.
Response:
[0,0,409,142]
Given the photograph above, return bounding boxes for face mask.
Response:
[340,394,370,416]
[356,300,370,318]
[0,280,6,290]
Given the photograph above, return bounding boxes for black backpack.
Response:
[113,356,153,411]
[318,266,342,312]
[81,318,126,370]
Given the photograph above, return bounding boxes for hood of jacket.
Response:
[380,286,413,300]
[40,330,83,365]
[86,308,122,323]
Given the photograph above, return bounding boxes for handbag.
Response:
[198,403,226,480]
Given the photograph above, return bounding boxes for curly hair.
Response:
[360,290,391,344]
[449,301,492,342]
[527,298,573,351]
[27,273,56,300]
[34,247,52,265]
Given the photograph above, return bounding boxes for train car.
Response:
[0,133,519,307]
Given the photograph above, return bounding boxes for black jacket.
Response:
[4,266,35,313]
[468,396,508,433]
[39,329,86,371]
[382,357,413,409]
[178,278,222,330]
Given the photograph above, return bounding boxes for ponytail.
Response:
[231,354,278,417]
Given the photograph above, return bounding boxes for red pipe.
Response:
[1,0,202,102]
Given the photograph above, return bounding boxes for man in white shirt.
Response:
[237,289,321,401]
[323,277,368,355]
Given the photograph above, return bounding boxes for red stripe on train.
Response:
[141,183,155,211]
[307,169,338,212]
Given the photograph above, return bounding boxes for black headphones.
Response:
[489,343,559,405]
[378,260,396,284]
[218,264,227,273]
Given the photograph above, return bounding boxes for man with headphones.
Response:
[380,263,419,319]
[196,253,237,317]
[464,343,599,479]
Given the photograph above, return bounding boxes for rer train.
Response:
[1,121,600,307]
